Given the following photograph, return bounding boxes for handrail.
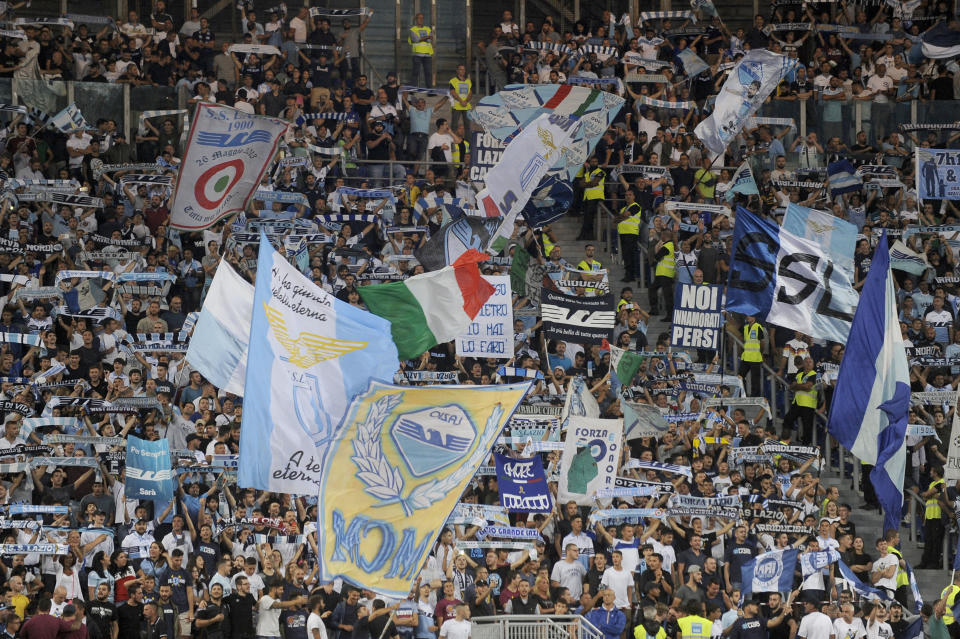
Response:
[471,614,605,639]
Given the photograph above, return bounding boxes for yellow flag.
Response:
[318,380,530,596]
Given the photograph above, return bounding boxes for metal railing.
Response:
[904,487,951,570]
[471,614,605,639]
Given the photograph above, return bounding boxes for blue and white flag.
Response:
[741,549,798,598]
[889,240,930,276]
[800,549,840,575]
[239,232,399,495]
[782,202,858,279]
[836,559,892,601]
[827,232,910,533]
[894,617,923,639]
[521,174,575,228]
[727,207,858,343]
[494,452,552,512]
[694,50,797,155]
[827,160,862,197]
[622,400,671,439]
[125,436,175,502]
[921,21,960,58]
[677,48,709,77]
[50,104,89,132]
[185,264,253,397]
[916,148,960,200]
[725,161,759,202]
[561,375,601,423]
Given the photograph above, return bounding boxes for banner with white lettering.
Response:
[558,417,623,505]
[542,289,615,344]
[456,276,513,359]
[945,391,960,484]
[494,452,552,512]
[469,131,506,184]
[671,284,723,350]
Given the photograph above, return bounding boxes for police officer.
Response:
[649,229,675,320]
[782,356,818,442]
[408,13,433,86]
[617,189,643,282]
[578,156,605,241]
[738,314,766,398]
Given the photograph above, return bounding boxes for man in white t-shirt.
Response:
[600,550,634,612]
[438,604,471,639]
[550,544,588,600]
[833,603,866,639]
[871,538,899,597]
[66,129,92,173]
[257,579,307,639]
[427,118,456,163]
[797,599,834,639]
[307,594,329,639]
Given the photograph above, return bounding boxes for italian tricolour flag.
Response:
[359,250,495,360]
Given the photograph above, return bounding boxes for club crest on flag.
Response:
[756,554,784,581]
[263,302,367,368]
[390,405,477,477]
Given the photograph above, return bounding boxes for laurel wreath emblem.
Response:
[352,393,505,516]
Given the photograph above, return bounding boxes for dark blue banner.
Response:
[495,452,552,513]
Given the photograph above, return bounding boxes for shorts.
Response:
[177,612,192,637]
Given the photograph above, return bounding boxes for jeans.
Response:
[412,55,433,86]
[407,132,428,164]
[368,161,406,186]
[450,108,471,133]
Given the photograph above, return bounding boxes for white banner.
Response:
[558,416,623,506]
[169,104,288,230]
[946,389,960,483]
[456,276,513,359]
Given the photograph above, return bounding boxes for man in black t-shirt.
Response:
[88,583,118,639]
[224,575,256,639]
[196,583,228,639]
[117,584,145,639]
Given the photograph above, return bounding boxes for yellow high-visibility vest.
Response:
[941,584,959,625]
[655,241,675,278]
[408,26,433,55]
[793,370,818,408]
[926,477,945,519]
[742,323,763,362]
[584,168,605,200]
[617,202,643,235]
[450,76,472,110]
[678,615,712,639]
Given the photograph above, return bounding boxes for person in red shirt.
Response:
[19,598,83,639]
[143,194,170,234]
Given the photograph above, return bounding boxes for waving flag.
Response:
[695,50,797,155]
[186,264,253,396]
[921,21,960,58]
[741,549,798,598]
[725,161,759,201]
[170,104,288,230]
[358,250,495,361]
[240,233,399,494]
[125,436,175,502]
[318,380,530,596]
[837,559,892,601]
[889,240,930,276]
[521,174,575,228]
[782,202,857,279]
[827,159,862,197]
[471,84,624,179]
[827,232,910,533]
[727,207,858,343]
[609,345,645,386]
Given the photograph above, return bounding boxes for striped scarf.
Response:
[41,397,110,416]
[306,143,343,157]
[397,85,451,97]
[52,307,121,322]
[0,400,30,415]
[0,333,39,347]
[639,95,697,109]
[523,41,572,56]
[335,187,396,201]
[28,456,99,468]
[298,112,358,122]
[318,214,378,223]
[43,434,125,447]
[55,270,116,284]
[308,7,372,17]
[578,45,620,61]
[639,10,695,22]
[497,366,544,380]
[568,76,619,86]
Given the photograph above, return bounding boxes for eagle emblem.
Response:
[808,220,836,234]
[537,126,557,153]
[263,303,367,368]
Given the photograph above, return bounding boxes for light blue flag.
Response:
[239,231,399,495]
[741,549,798,598]
[125,436,175,502]
[677,48,709,77]
[782,203,858,279]
[837,558,892,601]
[800,549,840,575]
[889,240,930,277]
[725,161,759,202]
[827,159,863,197]
[727,207,858,343]
[827,232,910,533]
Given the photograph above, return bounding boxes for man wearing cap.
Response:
[672,565,705,610]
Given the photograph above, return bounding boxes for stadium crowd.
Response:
[0,3,953,639]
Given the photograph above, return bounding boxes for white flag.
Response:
[169,104,288,230]
[694,50,797,155]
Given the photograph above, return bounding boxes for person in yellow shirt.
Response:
[649,228,675,320]
[693,157,717,200]
[448,64,473,132]
[676,601,711,639]
[408,13,433,86]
